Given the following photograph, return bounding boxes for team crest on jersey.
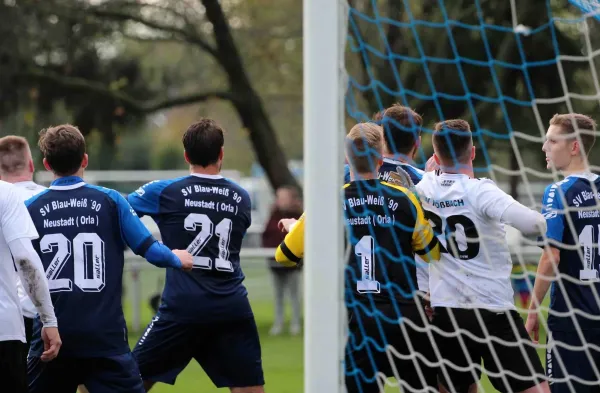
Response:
[381,166,414,188]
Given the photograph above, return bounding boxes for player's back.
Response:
[344,179,431,307]
[128,174,252,322]
[416,172,515,310]
[543,173,600,331]
[26,177,136,357]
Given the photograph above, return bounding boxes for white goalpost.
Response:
[303,0,346,392]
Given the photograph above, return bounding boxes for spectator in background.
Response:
[262,186,303,336]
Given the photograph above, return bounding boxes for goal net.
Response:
[303,0,600,392]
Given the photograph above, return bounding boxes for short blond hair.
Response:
[0,136,31,174]
[345,122,383,174]
[550,113,597,155]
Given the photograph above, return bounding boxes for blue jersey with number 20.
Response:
[26,176,159,357]
[127,174,253,323]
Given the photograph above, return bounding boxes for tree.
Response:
[6,0,299,190]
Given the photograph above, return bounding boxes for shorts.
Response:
[344,300,438,393]
[132,313,264,388]
[547,329,600,393]
[28,352,144,393]
[0,340,28,393]
[23,317,33,359]
[433,307,545,393]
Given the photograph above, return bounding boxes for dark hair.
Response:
[550,113,597,155]
[380,104,423,155]
[38,125,86,176]
[182,119,225,167]
[432,119,473,164]
[0,136,30,174]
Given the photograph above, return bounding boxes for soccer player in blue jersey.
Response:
[344,104,425,187]
[25,125,194,393]
[525,113,600,393]
[128,119,264,393]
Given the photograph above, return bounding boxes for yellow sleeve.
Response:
[406,192,440,263]
[275,213,305,267]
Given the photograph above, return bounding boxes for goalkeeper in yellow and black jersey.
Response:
[276,122,440,393]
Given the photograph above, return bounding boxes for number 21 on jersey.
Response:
[184,213,233,272]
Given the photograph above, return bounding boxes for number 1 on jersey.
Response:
[356,235,380,293]
[579,224,600,281]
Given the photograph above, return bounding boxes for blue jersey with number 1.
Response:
[25,176,158,357]
[542,173,600,331]
[127,174,253,323]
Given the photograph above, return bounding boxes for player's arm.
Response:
[406,192,440,263]
[525,184,564,342]
[127,180,164,217]
[113,191,192,271]
[475,179,546,235]
[6,188,61,360]
[275,213,305,267]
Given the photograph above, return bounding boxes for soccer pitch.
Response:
[123,259,547,393]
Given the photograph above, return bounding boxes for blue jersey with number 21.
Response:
[26,176,160,357]
[542,173,600,332]
[128,174,253,323]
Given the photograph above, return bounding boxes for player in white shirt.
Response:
[0,180,61,392]
[0,136,48,352]
[416,119,550,393]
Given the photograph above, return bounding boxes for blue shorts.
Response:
[133,313,264,388]
[28,351,144,393]
[547,329,600,393]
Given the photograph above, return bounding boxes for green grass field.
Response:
[122,260,547,393]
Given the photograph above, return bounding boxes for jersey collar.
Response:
[13,181,39,188]
[568,172,599,182]
[383,157,410,166]
[190,173,223,179]
[50,176,86,190]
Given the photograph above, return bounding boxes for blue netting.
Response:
[569,0,600,20]
[343,1,600,391]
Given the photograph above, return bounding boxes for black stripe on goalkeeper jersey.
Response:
[344,179,426,305]
[415,236,439,256]
[280,242,301,264]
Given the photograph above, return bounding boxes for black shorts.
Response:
[28,352,144,393]
[433,307,545,393]
[0,340,28,393]
[132,313,264,388]
[547,329,600,393]
[23,317,33,359]
[345,300,437,393]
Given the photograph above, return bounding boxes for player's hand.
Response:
[425,155,439,172]
[525,312,539,344]
[41,326,62,362]
[173,250,194,271]
[278,218,297,233]
[422,292,434,321]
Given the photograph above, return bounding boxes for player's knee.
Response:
[230,386,264,393]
